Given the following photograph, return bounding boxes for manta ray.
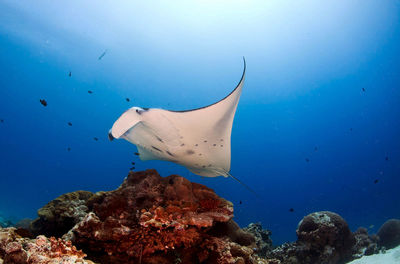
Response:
[109,59,246,178]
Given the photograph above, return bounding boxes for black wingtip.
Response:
[167,58,246,113]
[241,56,246,79]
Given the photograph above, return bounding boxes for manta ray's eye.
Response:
[135,108,147,115]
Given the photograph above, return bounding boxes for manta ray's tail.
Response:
[226,172,260,198]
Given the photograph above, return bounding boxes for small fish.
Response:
[134,152,140,156]
[126,98,130,102]
[305,158,310,163]
[67,122,72,126]
[131,162,135,165]
[93,137,98,141]
[130,167,135,170]
[289,208,294,212]
[67,147,71,152]
[39,99,47,107]
[368,224,374,229]
[88,90,93,94]
[0,119,3,123]
[362,88,365,92]
[68,71,72,77]
[374,179,379,184]
[385,156,389,161]
[239,200,242,205]
[98,49,107,60]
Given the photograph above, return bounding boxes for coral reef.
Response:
[6,169,396,264]
[267,211,355,264]
[352,227,379,257]
[296,211,355,262]
[0,227,94,264]
[243,222,273,257]
[62,169,265,264]
[377,218,400,249]
[31,190,94,237]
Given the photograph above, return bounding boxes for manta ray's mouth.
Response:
[108,130,115,141]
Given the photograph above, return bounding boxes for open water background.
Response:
[0,1,399,244]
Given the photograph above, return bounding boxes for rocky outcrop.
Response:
[296,211,355,263]
[0,227,94,264]
[267,211,355,264]
[30,190,94,237]
[377,218,400,249]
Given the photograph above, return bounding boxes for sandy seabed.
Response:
[347,245,400,264]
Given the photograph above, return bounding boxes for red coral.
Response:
[199,198,221,211]
[69,169,236,263]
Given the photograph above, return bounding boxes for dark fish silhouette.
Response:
[68,122,72,126]
[39,99,47,107]
[289,208,294,212]
[374,179,379,184]
[67,147,71,152]
[131,162,135,165]
[0,119,3,123]
[88,90,93,94]
[362,88,365,92]
[239,200,242,205]
[126,98,130,102]
[93,137,98,141]
[68,71,72,77]
[98,49,107,60]
[134,152,140,156]
[305,158,310,163]
[130,167,135,170]
[385,156,389,161]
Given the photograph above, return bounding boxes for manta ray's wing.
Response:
[110,59,245,177]
[155,59,245,177]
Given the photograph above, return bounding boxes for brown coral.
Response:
[377,218,400,249]
[267,211,356,264]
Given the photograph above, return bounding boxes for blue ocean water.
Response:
[0,1,399,245]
